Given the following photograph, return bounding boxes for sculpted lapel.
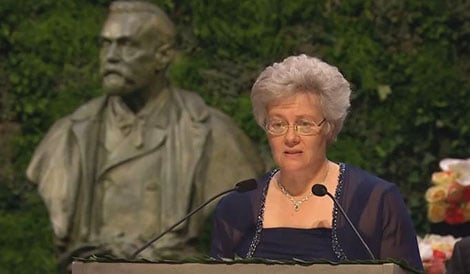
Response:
[70,97,106,240]
[159,107,210,228]
[96,126,167,179]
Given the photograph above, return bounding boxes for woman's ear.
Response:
[323,121,334,145]
[154,43,175,71]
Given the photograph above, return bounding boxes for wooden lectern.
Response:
[72,261,416,274]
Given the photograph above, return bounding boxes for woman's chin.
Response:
[278,162,310,173]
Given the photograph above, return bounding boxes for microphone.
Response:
[312,184,376,260]
[130,178,257,258]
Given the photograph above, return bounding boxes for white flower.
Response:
[439,158,470,186]
[417,234,461,260]
[418,239,433,261]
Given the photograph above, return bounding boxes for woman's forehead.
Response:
[267,92,322,116]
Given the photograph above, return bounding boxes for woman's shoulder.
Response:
[342,163,398,193]
[214,171,271,220]
[216,190,255,213]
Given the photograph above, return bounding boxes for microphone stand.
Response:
[130,188,234,259]
[312,184,376,260]
[324,191,376,260]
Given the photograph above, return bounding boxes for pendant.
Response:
[294,202,300,211]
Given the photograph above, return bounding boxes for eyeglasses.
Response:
[265,118,326,136]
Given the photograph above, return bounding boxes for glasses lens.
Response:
[266,118,325,136]
[266,120,287,135]
[296,119,317,135]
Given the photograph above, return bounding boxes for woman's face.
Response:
[266,92,327,172]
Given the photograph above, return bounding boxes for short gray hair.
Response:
[251,54,351,143]
[109,1,176,45]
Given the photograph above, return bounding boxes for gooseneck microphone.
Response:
[312,184,376,260]
[130,178,257,259]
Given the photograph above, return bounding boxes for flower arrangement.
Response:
[425,158,470,224]
[418,234,460,274]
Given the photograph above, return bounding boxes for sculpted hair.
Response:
[251,54,351,143]
[109,0,176,45]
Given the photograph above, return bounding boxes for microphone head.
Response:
[312,184,328,197]
[235,179,257,193]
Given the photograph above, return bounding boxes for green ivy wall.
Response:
[0,0,468,273]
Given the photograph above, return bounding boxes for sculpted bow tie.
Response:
[116,114,145,148]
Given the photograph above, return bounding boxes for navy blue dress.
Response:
[210,163,424,271]
[249,227,336,261]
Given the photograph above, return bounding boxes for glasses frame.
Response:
[265,118,326,136]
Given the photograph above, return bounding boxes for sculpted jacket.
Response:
[27,88,265,259]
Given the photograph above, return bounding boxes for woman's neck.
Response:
[277,160,330,196]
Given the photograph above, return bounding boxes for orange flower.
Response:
[425,186,447,203]
[426,158,470,225]
[427,202,446,223]
[431,171,455,185]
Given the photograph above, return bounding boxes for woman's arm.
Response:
[210,203,235,259]
[380,185,424,271]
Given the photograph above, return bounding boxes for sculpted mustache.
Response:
[103,68,127,77]
[103,69,124,76]
[102,69,136,85]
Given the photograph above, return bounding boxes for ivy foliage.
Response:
[0,0,468,273]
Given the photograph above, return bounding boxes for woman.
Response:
[210,54,423,271]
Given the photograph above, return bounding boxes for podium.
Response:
[72,261,416,274]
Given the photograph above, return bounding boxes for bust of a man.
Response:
[26,0,264,270]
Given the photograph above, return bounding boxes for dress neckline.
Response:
[262,226,332,232]
[246,163,347,260]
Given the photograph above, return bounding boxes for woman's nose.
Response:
[284,126,300,145]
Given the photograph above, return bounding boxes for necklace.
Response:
[277,163,330,212]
